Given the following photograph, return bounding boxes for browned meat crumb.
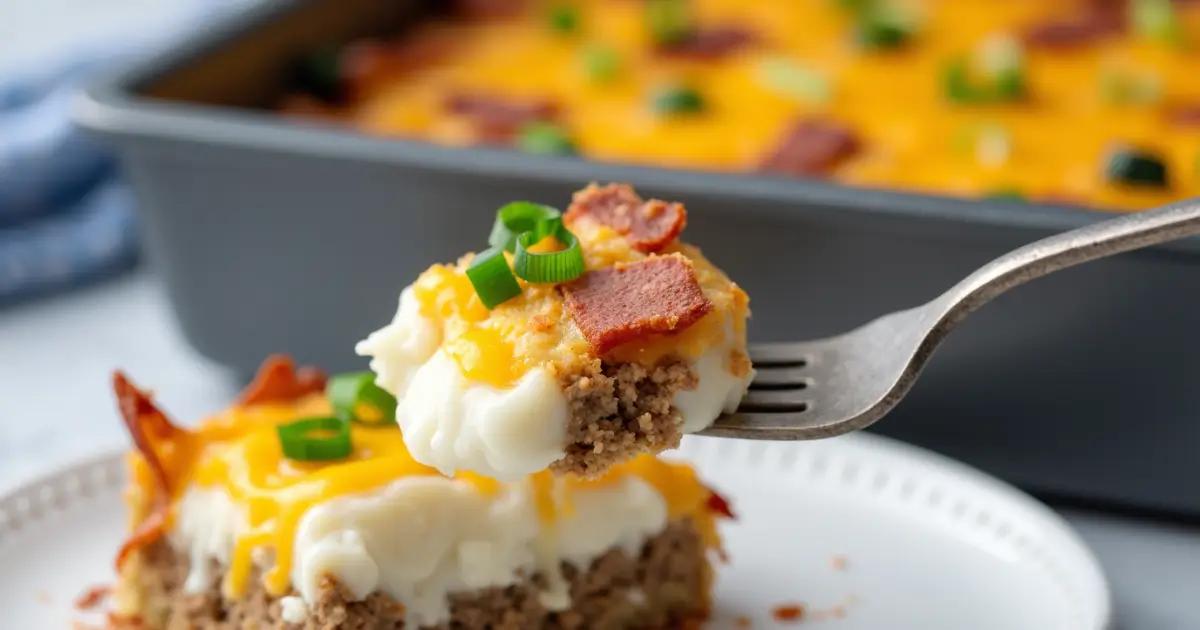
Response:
[551,358,698,478]
[122,520,708,630]
[772,603,806,622]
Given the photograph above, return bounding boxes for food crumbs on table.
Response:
[734,615,752,628]
[771,603,806,622]
[831,605,847,619]
[74,585,112,611]
[831,555,848,571]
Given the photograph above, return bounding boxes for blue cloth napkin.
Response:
[0,0,239,303]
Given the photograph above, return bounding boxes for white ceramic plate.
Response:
[0,433,1110,629]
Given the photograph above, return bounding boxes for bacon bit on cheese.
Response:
[561,254,712,354]
[564,183,688,253]
[236,354,327,407]
[657,27,760,60]
[761,119,862,177]
[74,585,111,611]
[1167,104,1200,126]
[772,603,806,622]
[444,92,560,141]
[706,489,737,520]
[1022,2,1124,49]
[112,372,185,570]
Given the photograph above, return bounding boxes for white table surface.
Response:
[0,271,1198,628]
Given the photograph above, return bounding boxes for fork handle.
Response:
[939,196,1200,326]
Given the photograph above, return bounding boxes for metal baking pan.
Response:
[75,0,1200,517]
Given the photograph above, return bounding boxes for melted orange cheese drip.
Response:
[129,395,721,598]
[410,219,750,389]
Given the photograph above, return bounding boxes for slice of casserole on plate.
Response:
[109,356,734,629]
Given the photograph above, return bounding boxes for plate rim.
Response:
[0,434,1113,629]
[678,433,1113,630]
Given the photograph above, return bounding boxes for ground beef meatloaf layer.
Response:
[114,520,710,630]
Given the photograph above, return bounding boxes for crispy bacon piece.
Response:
[706,489,737,519]
[1022,2,1125,48]
[760,119,862,177]
[112,372,186,570]
[657,27,759,60]
[236,354,327,407]
[444,92,561,142]
[340,35,454,92]
[561,254,713,355]
[563,184,688,253]
[1167,104,1200,126]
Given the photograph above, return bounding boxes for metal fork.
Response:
[701,197,1200,440]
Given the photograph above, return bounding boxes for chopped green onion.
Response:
[646,0,693,45]
[547,3,581,35]
[950,123,1011,166]
[652,85,706,115]
[513,221,586,283]
[327,372,396,426]
[943,59,982,103]
[834,0,872,11]
[294,47,344,103]
[581,44,620,83]
[517,122,577,156]
[980,35,1025,100]
[466,247,523,309]
[1105,147,1170,188]
[1132,0,1184,45]
[854,6,916,50]
[757,57,832,104]
[1099,69,1162,106]
[488,202,563,252]
[943,36,1026,104]
[276,417,352,462]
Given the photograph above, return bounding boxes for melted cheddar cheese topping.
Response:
[126,393,721,598]
[290,0,1200,211]
[411,218,749,389]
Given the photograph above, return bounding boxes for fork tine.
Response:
[699,411,819,440]
[739,388,811,411]
[751,365,811,388]
[748,342,815,366]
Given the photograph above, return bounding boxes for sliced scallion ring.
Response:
[757,57,832,104]
[645,0,693,45]
[488,202,563,253]
[513,221,586,283]
[276,417,352,462]
[547,3,581,34]
[327,371,396,425]
[582,44,620,83]
[517,122,577,156]
[1133,0,1184,45]
[466,247,523,309]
